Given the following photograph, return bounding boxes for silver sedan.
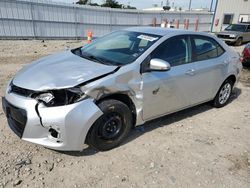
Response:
[2,27,242,151]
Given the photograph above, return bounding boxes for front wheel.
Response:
[212,79,233,108]
[235,38,243,46]
[86,99,132,151]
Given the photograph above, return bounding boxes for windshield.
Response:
[225,24,247,32]
[79,31,160,66]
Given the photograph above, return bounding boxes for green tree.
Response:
[76,0,89,5]
[76,0,100,6]
[126,5,136,9]
[101,0,122,8]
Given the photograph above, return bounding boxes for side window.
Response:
[193,36,225,61]
[151,36,191,67]
[247,25,250,32]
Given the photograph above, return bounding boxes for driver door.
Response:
[141,35,197,121]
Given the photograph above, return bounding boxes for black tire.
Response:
[212,79,234,108]
[235,37,243,46]
[87,99,132,151]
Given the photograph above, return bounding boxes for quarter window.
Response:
[151,36,191,67]
[193,36,225,61]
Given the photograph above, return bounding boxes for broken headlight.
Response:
[35,93,55,104]
[34,87,86,107]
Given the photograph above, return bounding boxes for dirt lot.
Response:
[0,40,249,188]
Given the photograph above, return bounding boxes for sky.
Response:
[53,0,216,10]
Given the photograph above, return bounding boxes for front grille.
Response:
[2,97,27,138]
[11,84,34,97]
[217,34,235,39]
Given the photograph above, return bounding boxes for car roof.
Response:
[124,26,210,37]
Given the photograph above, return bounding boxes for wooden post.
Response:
[176,19,179,29]
[152,17,157,27]
[186,19,190,30]
[195,18,199,31]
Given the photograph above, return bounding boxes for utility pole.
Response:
[188,0,192,11]
[210,0,214,12]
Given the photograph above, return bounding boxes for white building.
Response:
[212,0,250,32]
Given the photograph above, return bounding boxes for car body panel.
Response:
[3,87,103,151]
[142,63,197,120]
[2,27,242,151]
[13,51,118,91]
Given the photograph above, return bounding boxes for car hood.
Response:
[217,31,243,35]
[13,50,118,91]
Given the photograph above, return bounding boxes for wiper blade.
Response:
[81,54,107,65]
[81,52,121,66]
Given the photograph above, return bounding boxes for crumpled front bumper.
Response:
[2,91,103,151]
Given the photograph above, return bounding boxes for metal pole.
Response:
[211,0,219,32]
[30,1,36,39]
[210,0,214,12]
[188,0,192,11]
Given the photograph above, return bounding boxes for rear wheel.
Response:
[212,79,233,108]
[87,99,132,151]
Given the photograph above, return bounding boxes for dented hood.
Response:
[13,51,118,91]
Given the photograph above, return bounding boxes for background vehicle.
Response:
[216,23,250,46]
[242,43,250,66]
[2,27,242,151]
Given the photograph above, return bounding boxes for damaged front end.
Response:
[2,82,103,151]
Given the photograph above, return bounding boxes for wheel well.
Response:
[226,75,236,85]
[96,93,137,126]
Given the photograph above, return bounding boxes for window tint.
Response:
[151,36,191,67]
[193,36,225,61]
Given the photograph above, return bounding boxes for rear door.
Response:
[190,35,227,103]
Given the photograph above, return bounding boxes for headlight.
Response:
[229,34,236,38]
[36,93,54,104]
[34,87,87,107]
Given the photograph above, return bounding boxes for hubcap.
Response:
[218,83,231,105]
[99,113,122,140]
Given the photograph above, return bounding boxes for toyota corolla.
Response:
[2,27,242,151]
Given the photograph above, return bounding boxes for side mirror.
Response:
[149,58,171,71]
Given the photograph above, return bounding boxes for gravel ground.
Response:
[0,40,249,188]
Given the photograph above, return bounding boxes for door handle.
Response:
[185,69,196,76]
